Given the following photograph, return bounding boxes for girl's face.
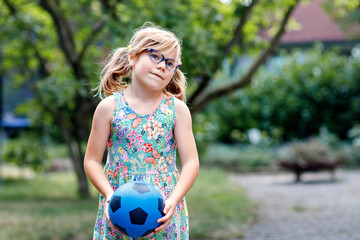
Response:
[130,48,179,92]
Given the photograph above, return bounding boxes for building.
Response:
[262,0,360,52]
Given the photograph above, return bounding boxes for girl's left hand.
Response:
[154,198,177,233]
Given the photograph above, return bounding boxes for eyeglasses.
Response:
[147,49,181,72]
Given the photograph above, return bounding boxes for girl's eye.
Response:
[151,53,161,61]
[166,61,175,67]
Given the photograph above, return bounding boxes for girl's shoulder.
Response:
[173,96,187,109]
[93,95,116,122]
[98,94,116,109]
[174,97,191,122]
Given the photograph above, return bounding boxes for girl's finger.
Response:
[157,214,170,223]
[154,219,171,233]
[162,203,170,215]
[104,200,115,228]
[104,202,110,220]
[157,206,175,223]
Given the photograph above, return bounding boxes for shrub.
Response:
[204,45,360,142]
[3,133,46,172]
[275,138,338,165]
[201,143,274,172]
[331,142,360,168]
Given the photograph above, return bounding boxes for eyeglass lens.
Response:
[149,50,177,71]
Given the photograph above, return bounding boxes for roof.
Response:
[281,0,347,44]
[260,0,360,46]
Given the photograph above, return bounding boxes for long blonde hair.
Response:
[97,24,187,101]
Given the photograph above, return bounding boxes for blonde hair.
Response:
[97,24,187,101]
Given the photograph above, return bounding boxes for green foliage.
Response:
[323,0,360,38]
[332,142,360,167]
[274,131,360,168]
[328,125,360,167]
[275,138,337,164]
[204,45,360,142]
[0,0,302,121]
[0,0,325,195]
[3,133,47,172]
[36,75,82,109]
[348,124,360,145]
[201,143,274,172]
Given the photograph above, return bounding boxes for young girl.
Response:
[84,24,199,240]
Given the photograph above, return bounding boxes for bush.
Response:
[201,143,274,172]
[275,136,360,169]
[3,133,46,172]
[203,44,360,142]
[331,142,360,168]
[275,138,338,164]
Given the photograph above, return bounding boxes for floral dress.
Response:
[93,90,189,240]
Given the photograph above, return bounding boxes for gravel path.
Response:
[232,170,360,240]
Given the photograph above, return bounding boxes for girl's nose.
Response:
[156,60,166,70]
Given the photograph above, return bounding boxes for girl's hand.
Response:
[154,198,177,233]
[104,194,115,228]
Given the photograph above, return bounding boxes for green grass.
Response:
[0,172,98,240]
[0,168,255,240]
[292,204,307,212]
[187,168,256,239]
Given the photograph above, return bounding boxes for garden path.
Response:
[232,170,360,240]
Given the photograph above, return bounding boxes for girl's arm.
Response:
[155,98,200,233]
[84,96,115,215]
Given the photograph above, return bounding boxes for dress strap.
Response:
[161,94,176,125]
[112,90,126,111]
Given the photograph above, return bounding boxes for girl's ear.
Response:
[128,53,137,68]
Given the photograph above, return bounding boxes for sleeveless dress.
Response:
[92,90,189,240]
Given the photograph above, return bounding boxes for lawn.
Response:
[0,167,255,239]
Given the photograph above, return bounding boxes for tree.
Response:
[205,45,360,142]
[1,0,299,196]
[323,0,360,39]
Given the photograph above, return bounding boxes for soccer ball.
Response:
[108,181,165,238]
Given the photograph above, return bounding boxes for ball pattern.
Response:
[108,181,165,238]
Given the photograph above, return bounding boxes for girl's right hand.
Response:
[105,194,115,228]
[154,197,177,233]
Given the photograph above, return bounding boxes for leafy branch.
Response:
[190,0,300,113]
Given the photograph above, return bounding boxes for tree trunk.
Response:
[74,136,89,197]
[58,112,90,197]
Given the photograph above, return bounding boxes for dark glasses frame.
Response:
[147,49,181,72]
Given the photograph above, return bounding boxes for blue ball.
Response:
[108,181,165,238]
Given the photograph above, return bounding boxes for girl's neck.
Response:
[126,82,164,102]
[123,83,165,116]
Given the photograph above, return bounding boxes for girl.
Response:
[84,24,199,240]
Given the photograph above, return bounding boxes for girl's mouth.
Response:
[151,73,163,80]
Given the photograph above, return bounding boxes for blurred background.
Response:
[1,0,360,239]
